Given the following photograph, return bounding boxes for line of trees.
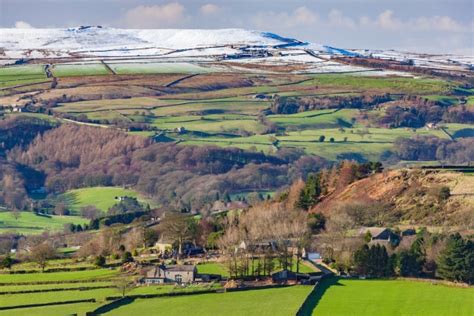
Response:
[328,227,473,284]
[218,200,309,279]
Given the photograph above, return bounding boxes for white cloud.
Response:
[125,3,186,28]
[376,10,403,30]
[14,21,33,29]
[252,6,318,29]
[200,3,219,15]
[413,16,464,32]
[373,10,466,32]
[293,6,318,25]
[328,9,356,29]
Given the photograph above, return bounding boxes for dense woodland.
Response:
[394,136,474,162]
[269,94,392,114]
[376,96,474,128]
[3,120,328,211]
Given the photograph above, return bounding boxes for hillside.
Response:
[313,169,474,228]
[1,27,472,75]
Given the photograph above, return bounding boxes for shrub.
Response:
[437,233,473,283]
[121,251,134,263]
[94,255,106,267]
[438,186,451,201]
[0,256,13,269]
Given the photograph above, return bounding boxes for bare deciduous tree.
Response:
[29,242,56,272]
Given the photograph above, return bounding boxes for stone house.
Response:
[143,264,197,285]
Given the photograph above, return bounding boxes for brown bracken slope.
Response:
[313,169,474,229]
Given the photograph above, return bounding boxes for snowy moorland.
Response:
[0,27,472,74]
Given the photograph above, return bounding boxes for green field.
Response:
[301,74,453,95]
[109,62,215,75]
[0,64,46,77]
[268,109,358,129]
[57,186,156,213]
[0,64,49,88]
[0,211,88,235]
[5,258,96,272]
[0,273,471,316]
[442,123,474,139]
[28,67,469,163]
[0,273,222,316]
[52,63,110,77]
[183,125,448,161]
[196,262,229,276]
[306,278,474,316]
[0,269,118,284]
[106,285,312,316]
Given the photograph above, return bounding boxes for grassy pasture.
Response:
[5,258,94,272]
[0,285,186,309]
[0,302,101,316]
[0,281,113,292]
[106,285,312,316]
[268,109,358,129]
[154,116,263,133]
[58,186,154,213]
[0,269,118,284]
[196,262,229,276]
[55,97,182,113]
[151,101,267,117]
[442,123,474,139]
[52,63,110,77]
[183,126,449,160]
[301,74,453,95]
[109,62,215,75]
[0,77,50,89]
[0,279,222,316]
[0,211,87,235]
[0,65,49,88]
[308,278,474,316]
[0,64,46,77]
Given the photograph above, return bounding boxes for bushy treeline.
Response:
[394,136,474,163]
[351,231,473,284]
[377,96,473,128]
[8,124,327,211]
[269,94,473,128]
[269,94,391,114]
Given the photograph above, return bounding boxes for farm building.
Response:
[359,227,400,247]
[359,227,392,241]
[142,264,197,285]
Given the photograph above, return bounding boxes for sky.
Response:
[0,0,473,54]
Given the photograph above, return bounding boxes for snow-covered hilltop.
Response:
[1,27,305,52]
[0,26,472,74]
[0,27,312,59]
